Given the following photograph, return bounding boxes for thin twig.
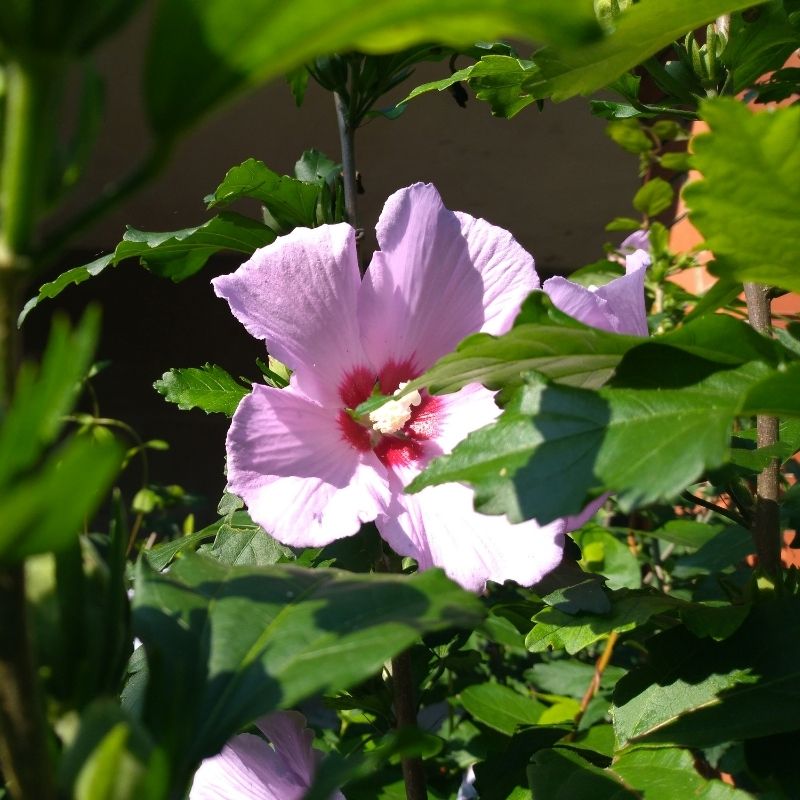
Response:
[567,630,620,739]
[743,282,781,580]
[681,490,747,527]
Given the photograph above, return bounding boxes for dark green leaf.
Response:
[0,436,123,563]
[133,556,483,792]
[574,527,641,590]
[294,149,340,185]
[723,3,800,93]
[528,748,637,799]
[613,600,800,748]
[144,0,600,138]
[153,364,250,416]
[404,55,539,118]
[460,682,544,735]
[204,523,292,566]
[410,362,772,523]
[526,591,676,655]
[522,0,760,102]
[21,213,275,319]
[686,99,800,293]
[205,158,321,230]
[0,310,100,485]
[407,292,643,397]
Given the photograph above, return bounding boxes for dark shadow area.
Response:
[22,251,263,518]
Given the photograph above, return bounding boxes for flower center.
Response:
[368,381,422,435]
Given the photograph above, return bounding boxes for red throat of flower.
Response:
[337,359,442,467]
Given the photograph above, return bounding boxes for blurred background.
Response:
[28,6,639,514]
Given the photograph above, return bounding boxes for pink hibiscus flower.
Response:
[213,184,647,592]
[190,711,343,800]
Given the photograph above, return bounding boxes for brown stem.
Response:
[391,650,428,800]
[333,91,365,274]
[568,630,619,739]
[0,565,55,800]
[743,282,781,580]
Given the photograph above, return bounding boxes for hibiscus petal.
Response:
[377,475,566,593]
[542,249,649,337]
[227,385,390,546]
[256,712,315,785]
[190,733,300,800]
[359,183,538,372]
[213,224,370,405]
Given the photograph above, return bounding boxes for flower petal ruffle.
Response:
[213,224,370,405]
[226,385,390,546]
[359,183,538,372]
[377,471,566,593]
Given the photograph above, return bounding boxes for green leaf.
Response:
[205,158,321,230]
[529,746,748,799]
[0,310,100,486]
[527,661,625,699]
[723,3,800,94]
[132,556,483,793]
[460,682,544,735]
[604,216,642,232]
[686,99,800,293]
[203,522,292,567]
[522,0,760,102]
[528,748,637,799]
[526,591,676,655]
[21,213,275,320]
[407,292,644,397]
[153,364,250,416]
[0,436,123,563]
[403,55,539,118]
[612,747,751,800]
[612,599,800,748]
[412,313,800,523]
[294,149,341,185]
[411,360,774,523]
[144,0,600,138]
[606,119,653,154]
[632,177,674,217]
[659,152,692,172]
[574,527,641,590]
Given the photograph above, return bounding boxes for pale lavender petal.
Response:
[256,712,315,785]
[359,183,538,372]
[190,733,302,800]
[542,250,648,337]
[213,224,371,405]
[620,229,650,254]
[595,253,649,336]
[563,493,609,531]
[377,472,566,592]
[227,385,390,546]
[541,277,615,331]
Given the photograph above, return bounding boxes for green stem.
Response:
[743,282,782,581]
[0,58,60,800]
[0,60,60,266]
